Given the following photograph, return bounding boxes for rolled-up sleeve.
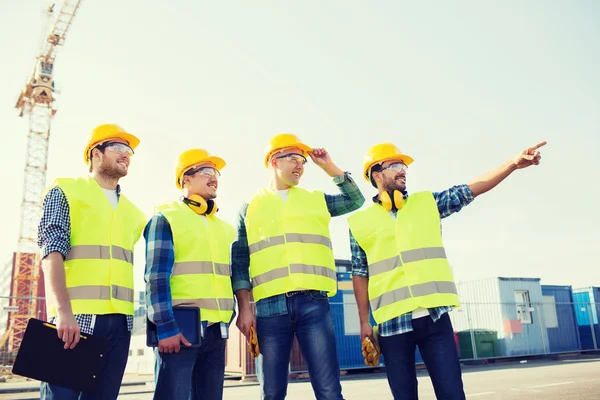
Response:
[324,172,366,217]
[143,213,178,340]
[350,229,369,278]
[37,186,71,259]
[433,184,474,219]
[231,203,252,292]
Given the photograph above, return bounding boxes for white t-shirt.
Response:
[389,210,429,320]
[277,189,289,202]
[102,188,118,209]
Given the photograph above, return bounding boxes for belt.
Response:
[285,290,321,297]
[285,290,310,297]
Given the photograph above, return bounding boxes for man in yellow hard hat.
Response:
[347,141,546,400]
[231,133,365,400]
[37,124,146,399]
[144,148,235,400]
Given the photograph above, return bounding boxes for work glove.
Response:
[361,326,381,367]
[248,326,260,359]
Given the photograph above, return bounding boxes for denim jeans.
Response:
[256,291,344,400]
[40,314,131,400]
[153,323,226,400]
[379,312,465,400]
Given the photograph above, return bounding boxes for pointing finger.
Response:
[532,141,547,150]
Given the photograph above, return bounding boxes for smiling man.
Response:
[37,124,146,399]
[347,141,546,400]
[231,133,365,400]
[144,148,236,400]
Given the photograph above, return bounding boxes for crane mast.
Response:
[5,0,82,353]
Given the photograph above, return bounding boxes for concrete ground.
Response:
[1,355,599,399]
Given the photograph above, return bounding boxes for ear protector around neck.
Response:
[183,194,218,215]
[380,190,405,212]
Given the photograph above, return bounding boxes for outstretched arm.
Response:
[468,141,546,198]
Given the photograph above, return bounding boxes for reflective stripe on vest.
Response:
[249,233,332,255]
[172,261,230,276]
[173,298,235,311]
[245,187,337,301]
[68,285,135,303]
[368,247,447,276]
[370,281,458,311]
[347,191,460,324]
[251,264,337,287]
[155,200,236,324]
[66,245,134,264]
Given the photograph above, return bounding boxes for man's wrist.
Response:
[322,164,344,177]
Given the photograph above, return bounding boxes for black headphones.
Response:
[379,190,405,212]
[182,195,218,215]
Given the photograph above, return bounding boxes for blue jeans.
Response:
[379,312,465,400]
[153,323,226,400]
[40,314,131,400]
[256,291,344,400]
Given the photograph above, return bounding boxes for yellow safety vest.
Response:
[347,191,459,324]
[156,201,235,324]
[245,187,337,302]
[47,177,146,318]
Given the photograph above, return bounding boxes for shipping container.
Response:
[572,287,600,350]
[540,285,581,353]
[452,277,549,359]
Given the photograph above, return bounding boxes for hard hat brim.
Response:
[83,131,140,165]
[175,155,226,190]
[263,142,313,168]
[363,153,414,181]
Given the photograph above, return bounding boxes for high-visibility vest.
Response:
[347,191,459,324]
[156,201,235,324]
[245,187,337,302]
[47,177,146,318]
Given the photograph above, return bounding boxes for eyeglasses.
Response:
[276,153,307,165]
[185,166,221,178]
[381,162,408,172]
[100,142,134,156]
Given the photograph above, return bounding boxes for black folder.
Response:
[146,306,202,347]
[12,318,110,392]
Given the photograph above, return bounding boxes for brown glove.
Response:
[361,326,381,367]
[248,326,260,359]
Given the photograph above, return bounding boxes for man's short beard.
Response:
[383,176,406,194]
[98,162,126,180]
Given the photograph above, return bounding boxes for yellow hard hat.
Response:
[363,143,414,182]
[175,148,226,189]
[84,124,140,165]
[264,133,312,168]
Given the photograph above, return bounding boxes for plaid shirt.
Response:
[231,172,365,317]
[350,185,474,337]
[37,185,134,335]
[144,211,231,340]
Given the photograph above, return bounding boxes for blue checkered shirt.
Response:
[144,211,231,340]
[350,185,474,337]
[231,172,366,317]
[37,185,134,335]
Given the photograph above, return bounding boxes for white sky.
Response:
[0,1,598,293]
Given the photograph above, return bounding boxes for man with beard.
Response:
[347,141,546,400]
[37,124,147,399]
[144,148,235,400]
[232,133,365,400]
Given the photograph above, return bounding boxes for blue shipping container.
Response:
[541,285,581,352]
[573,287,600,350]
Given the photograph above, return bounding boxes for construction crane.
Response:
[2,0,82,354]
